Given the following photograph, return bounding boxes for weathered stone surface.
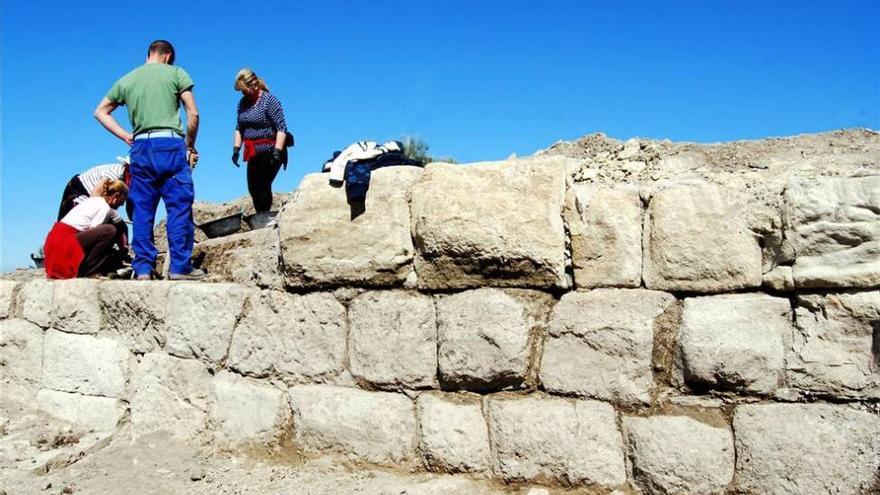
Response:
[541,289,676,404]
[288,385,418,465]
[416,394,490,473]
[734,403,880,494]
[0,319,44,388]
[227,291,346,383]
[784,175,880,289]
[679,293,791,394]
[762,266,794,291]
[436,289,536,391]
[99,281,171,353]
[0,280,17,318]
[193,228,283,289]
[42,330,130,397]
[51,279,101,334]
[624,415,734,494]
[566,184,642,288]
[488,396,625,486]
[16,279,53,327]
[164,283,251,364]
[348,291,437,389]
[212,371,289,445]
[16,279,103,334]
[280,167,423,288]
[788,291,880,399]
[130,352,213,438]
[36,389,125,431]
[411,158,570,289]
[643,180,762,292]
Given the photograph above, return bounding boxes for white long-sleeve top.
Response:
[60,197,122,232]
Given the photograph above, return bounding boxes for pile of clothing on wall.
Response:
[322,141,421,203]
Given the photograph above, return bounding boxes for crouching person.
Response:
[44,179,129,279]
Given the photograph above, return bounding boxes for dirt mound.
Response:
[538,128,880,184]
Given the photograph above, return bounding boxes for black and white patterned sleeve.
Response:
[265,93,288,133]
[235,98,244,131]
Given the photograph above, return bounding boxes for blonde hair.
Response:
[234,68,269,92]
[101,179,129,199]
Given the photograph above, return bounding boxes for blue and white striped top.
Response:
[236,91,288,155]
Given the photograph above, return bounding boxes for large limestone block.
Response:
[411,158,569,289]
[566,184,643,288]
[130,352,213,438]
[42,330,130,397]
[487,396,626,486]
[643,180,762,292]
[37,389,125,431]
[784,175,880,289]
[348,291,437,389]
[624,415,734,494]
[0,319,44,388]
[165,282,251,364]
[16,279,102,333]
[0,280,18,318]
[99,281,170,353]
[788,291,879,399]
[436,289,538,391]
[193,228,283,289]
[288,385,418,465]
[416,394,491,473]
[541,289,676,404]
[17,279,54,327]
[212,371,290,445]
[679,293,791,394]
[734,403,880,494]
[227,291,346,383]
[51,279,101,334]
[280,167,423,288]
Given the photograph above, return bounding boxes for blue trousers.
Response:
[129,137,195,276]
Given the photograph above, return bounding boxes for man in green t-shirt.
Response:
[94,40,203,280]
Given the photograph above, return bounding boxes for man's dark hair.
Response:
[147,40,175,65]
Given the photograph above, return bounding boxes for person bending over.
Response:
[57,157,130,220]
[44,180,129,279]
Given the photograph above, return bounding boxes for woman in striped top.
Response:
[231,69,289,212]
[57,158,130,220]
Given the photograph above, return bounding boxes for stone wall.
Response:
[2,154,879,494]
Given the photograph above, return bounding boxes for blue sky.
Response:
[2,0,878,271]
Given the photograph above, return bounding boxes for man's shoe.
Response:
[169,268,207,281]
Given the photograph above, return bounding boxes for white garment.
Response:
[77,164,126,201]
[324,141,403,183]
[60,197,122,232]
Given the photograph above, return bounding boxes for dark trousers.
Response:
[76,223,125,276]
[58,175,88,221]
[247,151,284,212]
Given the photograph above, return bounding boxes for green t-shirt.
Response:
[106,63,194,136]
